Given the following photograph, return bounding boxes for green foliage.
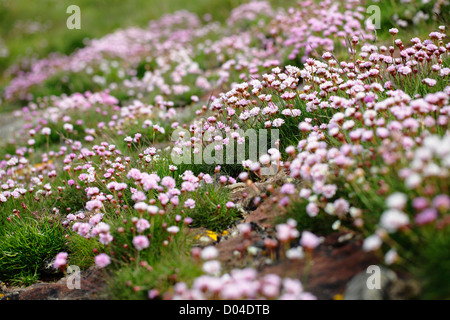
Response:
[277,199,340,236]
[187,183,241,232]
[53,183,89,216]
[410,225,450,299]
[107,251,202,300]
[366,0,450,42]
[0,215,67,285]
[67,232,99,269]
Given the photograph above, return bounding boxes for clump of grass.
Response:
[187,183,241,232]
[409,225,450,299]
[53,183,89,216]
[107,250,202,300]
[66,234,100,270]
[0,215,67,286]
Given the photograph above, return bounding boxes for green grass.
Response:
[412,224,450,299]
[276,199,341,236]
[366,0,450,43]
[186,183,241,232]
[107,249,202,300]
[0,0,295,78]
[0,214,67,286]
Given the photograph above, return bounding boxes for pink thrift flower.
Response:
[184,198,196,209]
[133,235,150,251]
[53,252,68,269]
[300,231,321,249]
[136,218,151,233]
[280,183,295,195]
[95,253,111,268]
[415,208,438,226]
[306,202,319,217]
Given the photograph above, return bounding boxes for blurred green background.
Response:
[0,0,447,90]
[0,0,248,78]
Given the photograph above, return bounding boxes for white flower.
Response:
[286,247,304,260]
[167,226,180,235]
[380,209,410,233]
[386,192,407,210]
[201,246,219,260]
[384,249,398,265]
[147,205,159,215]
[202,260,221,276]
[405,173,422,189]
[363,234,382,252]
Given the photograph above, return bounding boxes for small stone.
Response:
[344,266,398,300]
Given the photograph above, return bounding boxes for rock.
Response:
[38,258,63,277]
[225,182,247,191]
[344,266,399,300]
[229,170,292,212]
[387,278,421,300]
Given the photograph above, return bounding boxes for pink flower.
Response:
[131,191,146,202]
[136,218,151,233]
[384,249,398,265]
[238,172,248,181]
[276,224,298,242]
[415,208,438,226]
[238,223,252,236]
[161,176,176,189]
[134,202,148,213]
[148,289,159,299]
[226,201,235,209]
[133,235,150,251]
[203,174,213,184]
[86,199,103,212]
[280,183,295,195]
[333,198,349,217]
[389,28,398,35]
[412,197,428,211]
[184,198,196,209]
[99,232,113,245]
[77,223,91,237]
[306,202,319,217]
[147,205,159,216]
[53,252,68,269]
[300,231,320,249]
[422,78,437,87]
[171,196,179,206]
[299,188,311,199]
[95,253,111,268]
[433,195,450,211]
